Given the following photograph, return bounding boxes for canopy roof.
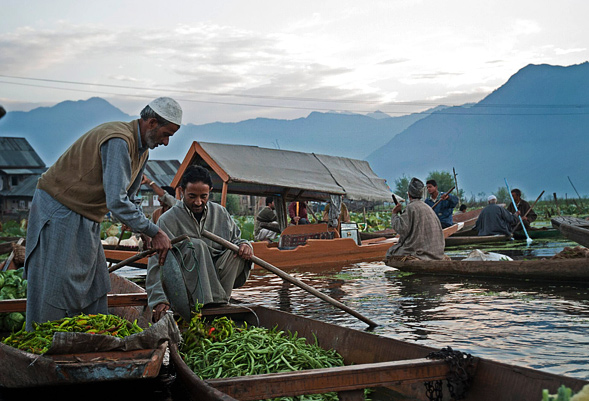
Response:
[171,142,395,203]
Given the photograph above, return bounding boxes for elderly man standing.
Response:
[385,178,446,263]
[475,195,520,236]
[24,97,182,331]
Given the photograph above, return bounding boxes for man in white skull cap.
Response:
[24,97,183,330]
[474,194,520,236]
[385,177,446,263]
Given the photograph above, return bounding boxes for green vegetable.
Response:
[542,385,573,401]
[178,309,364,401]
[2,313,143,354]
[3,312,25,332]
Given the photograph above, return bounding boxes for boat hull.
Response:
[552,216,589,247]
[0,273,164,388]
[170,304,588,401]
[386,258,589,282]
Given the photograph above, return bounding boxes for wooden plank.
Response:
[0,293,148,313]
[206,358,450,401]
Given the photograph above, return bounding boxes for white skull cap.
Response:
[148,97,182,126]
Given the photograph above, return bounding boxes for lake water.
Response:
[118,237,589,380]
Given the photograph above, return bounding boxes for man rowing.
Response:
[385,177,446,263]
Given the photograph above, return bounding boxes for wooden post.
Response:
[221,181,228,207]
[553,193,561,216]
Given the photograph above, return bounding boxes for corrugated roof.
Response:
[0,137,45,168]
[142,159,181,189]
[0,174,40,197]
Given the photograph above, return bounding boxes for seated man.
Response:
[146,165,253,321]
[385,177,446,262]
[322,196,351,224]
[506,188,537,230]
[424,179,458,228]
[288,200,310,225]
[475,195,520,236]
[254,196,281,241]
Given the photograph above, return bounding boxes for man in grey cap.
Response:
[385,177,446,262]
[474,194,520,236]
[24,97,183,330]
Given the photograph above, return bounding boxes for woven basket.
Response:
[12,243,26,266]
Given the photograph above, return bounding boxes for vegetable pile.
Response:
[0,268,27,332]
[178,311,351,401]
[2,313,143,354]
[542,384,589,401]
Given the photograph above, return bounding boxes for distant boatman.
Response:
[425,179,458,228]
[24,97,183,331]
[474,195,520,236]
[385,177,446,263]
[506,188,537,231]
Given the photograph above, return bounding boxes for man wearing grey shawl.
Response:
[385,177,446,262]
[146,166,253,321]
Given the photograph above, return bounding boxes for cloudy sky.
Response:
[1,0,587,124]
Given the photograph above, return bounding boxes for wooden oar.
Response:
[201,229,378,328]
[108,234,190,273]
[430,186,456,209]
[510,190,544,235]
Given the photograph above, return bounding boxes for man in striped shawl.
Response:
[24,97,182,331]
[385,177,446,262]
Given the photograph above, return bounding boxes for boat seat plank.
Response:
[0,292,148,313]
[205,358,451,401]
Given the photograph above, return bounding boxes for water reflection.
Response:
[117,238,589,380]
[232,239,589,380]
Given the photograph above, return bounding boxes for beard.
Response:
[144,128,159,149]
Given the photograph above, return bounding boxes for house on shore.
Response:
[0,137,46,221]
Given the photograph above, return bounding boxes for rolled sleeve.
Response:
[101,139,159,237]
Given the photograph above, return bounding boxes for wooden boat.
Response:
[445,234,510,247]
[0,273,166,388]
[512,227,562,240]
[552,216,589,247]
[105,223,462,270]
[385,257,589,282]
[452,208,482,232]
[169,303,588,401]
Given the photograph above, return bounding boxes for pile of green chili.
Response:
[178,312,367,401]
[2,313,143,354]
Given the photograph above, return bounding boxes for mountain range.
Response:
[0,62,587,199]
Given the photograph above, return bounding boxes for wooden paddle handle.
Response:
[200,229,378,328]
[108,234,190,273]
[431,186,455,209]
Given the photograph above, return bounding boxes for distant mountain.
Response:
[0,97,133,165]
[0,98,434,166]
[366,62,589,198]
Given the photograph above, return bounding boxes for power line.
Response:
[1,75,588,116]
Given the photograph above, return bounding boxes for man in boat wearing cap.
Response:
[24,97,183,331]
[384,177,446,263]
[474,195,520,236]
[146,165,253,321]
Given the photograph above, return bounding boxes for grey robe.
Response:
[474,203,517,236]
[385,199,445,261]
[146,201,252,309]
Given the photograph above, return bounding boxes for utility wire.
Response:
[1,75,588,116]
